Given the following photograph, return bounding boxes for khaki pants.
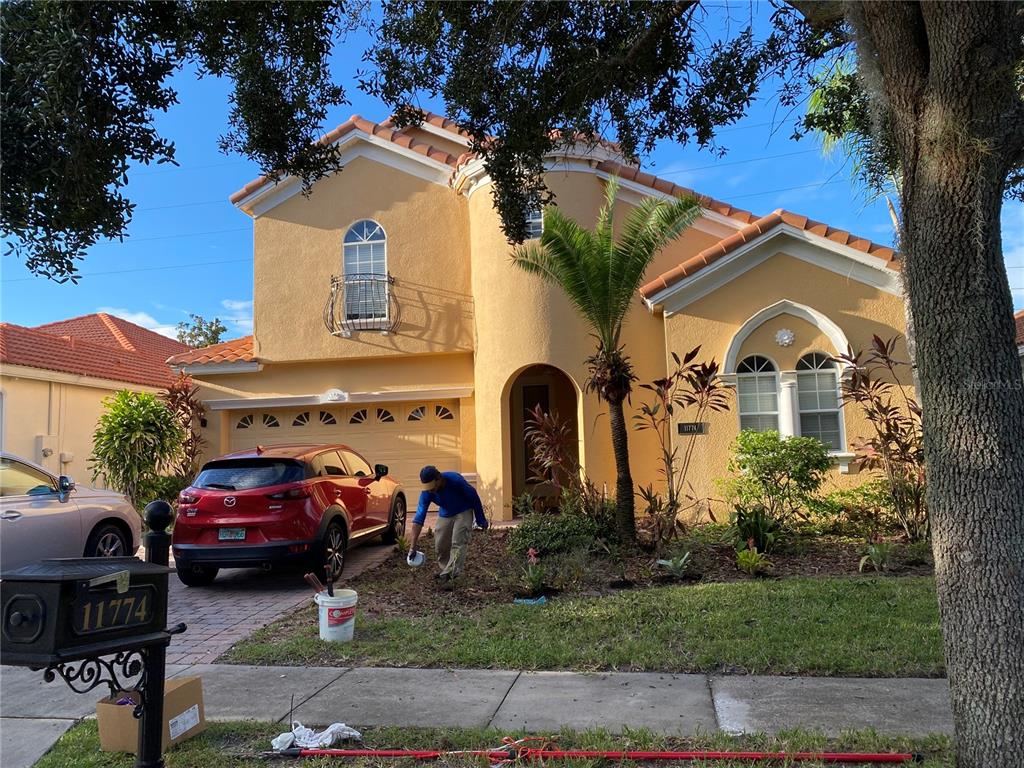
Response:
[435,510,473,578]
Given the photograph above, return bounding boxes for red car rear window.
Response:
[194,459,307,491]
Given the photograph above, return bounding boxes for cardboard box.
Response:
[97,676,206,753]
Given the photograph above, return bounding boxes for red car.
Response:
[172,444,406,587]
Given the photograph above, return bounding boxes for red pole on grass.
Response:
[286,746,922,763]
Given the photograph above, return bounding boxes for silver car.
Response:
[0,453,141,572]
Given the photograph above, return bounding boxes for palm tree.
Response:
[512,177,700,541]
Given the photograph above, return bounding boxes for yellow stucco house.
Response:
[0,314,188,483]
[169,113,912,520]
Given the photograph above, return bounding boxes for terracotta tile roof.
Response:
[640,209,901,299]
[167,335,254,366]
[381,111,474,142]
[229,115,460,204]
[0,323,180,388]
[595,159,758,225]
[34,312,187,361]
[1014,309,1024,346]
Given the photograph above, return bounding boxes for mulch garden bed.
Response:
[343,527,933,621]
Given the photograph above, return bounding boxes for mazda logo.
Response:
[224,496,236,508]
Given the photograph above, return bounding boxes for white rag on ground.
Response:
[272,722,362,750]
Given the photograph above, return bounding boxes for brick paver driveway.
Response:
[165,544,393,665]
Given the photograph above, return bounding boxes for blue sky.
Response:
[2,10,1021,337]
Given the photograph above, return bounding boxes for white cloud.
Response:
[98,307,178,339]
[220,299,253,332]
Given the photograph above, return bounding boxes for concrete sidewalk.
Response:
[1,664,953,768]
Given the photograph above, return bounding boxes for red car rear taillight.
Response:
[179,491,200,504]
[266,487,311,500]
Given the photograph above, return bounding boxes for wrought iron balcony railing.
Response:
[323,273,400,337]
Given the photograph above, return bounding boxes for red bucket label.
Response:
[327,606,356,626]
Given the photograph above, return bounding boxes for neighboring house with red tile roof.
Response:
[176,112,914,516]
[1015,309,1024,375]
[0,314,187,482]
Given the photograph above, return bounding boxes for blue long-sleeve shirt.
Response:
[413,471,487,527]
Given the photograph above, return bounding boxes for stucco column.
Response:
[778,373,800,437]
[218,411,231,454]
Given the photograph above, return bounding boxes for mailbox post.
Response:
[138,501,174,768]
[1,501,186,768]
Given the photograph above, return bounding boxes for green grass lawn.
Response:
[222,576,944,677]
[37,721,953,768]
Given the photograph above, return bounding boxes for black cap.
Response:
[419,465,441,484]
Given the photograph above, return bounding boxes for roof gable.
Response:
[33,312,187,361]
[0,322,180,388]
[167,335,254,366]
[230,115,462,213]
[641,209,900,310]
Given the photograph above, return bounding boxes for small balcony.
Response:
[323,273,401,337]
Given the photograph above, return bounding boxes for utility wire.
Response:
[88,226,249,246]
[654,147,821,177]
[135,198,228,212]
[727,179,846,200]
[2,258,251,284]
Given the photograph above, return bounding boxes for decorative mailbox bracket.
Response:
[1,501,185,768]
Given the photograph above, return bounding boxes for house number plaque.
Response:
[677,422,707,435]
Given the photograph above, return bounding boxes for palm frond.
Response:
[513,209,614,343]
[512,176,698,351]
[608,194,701,337]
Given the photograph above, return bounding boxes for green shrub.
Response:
[506,512,601,557]
[736,544,772,575]
[725,430,831,524]
[901,539,933,566]
[806,481,897,537]
[547,547,597,590]
[511,492,536,518]
[859,537,895,573]
[731,503,782,553]
[143,475,191,505]
[90,391,184,511]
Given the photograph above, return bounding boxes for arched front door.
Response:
[507,364,580,501]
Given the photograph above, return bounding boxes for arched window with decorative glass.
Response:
[343,220,388,321]
[736,355,779,432]
[796,352,843,450]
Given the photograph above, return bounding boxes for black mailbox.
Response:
[1,557,172,667]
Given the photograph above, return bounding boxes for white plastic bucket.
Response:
[314,589,358,643]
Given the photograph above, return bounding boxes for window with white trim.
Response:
[343,220,387,320]
[525,206,543,239]
[736,355,780,433]
[796,352,843,450]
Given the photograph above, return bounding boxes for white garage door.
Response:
[228,400,462,490]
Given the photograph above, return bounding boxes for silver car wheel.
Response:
[96,531,125,557]
[393,498,407,538]
[324,525,346,580]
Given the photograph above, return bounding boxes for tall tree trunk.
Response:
[607,394,636,541]
[905,166,1024,768]
[851,4,1024,765]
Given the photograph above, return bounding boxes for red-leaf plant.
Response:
[524,405,600,510]
[834,336,928,542]
[160,373,207,481]
[633,346,731,545]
